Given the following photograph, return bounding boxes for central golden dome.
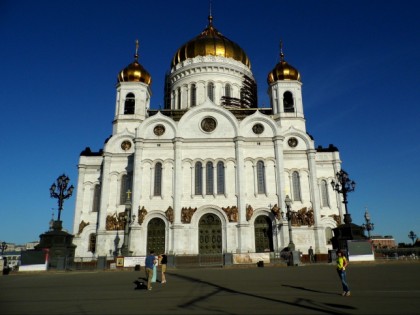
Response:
[171,16,251,69]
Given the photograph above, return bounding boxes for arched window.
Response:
[120,173,132,204]
[124,93,135,114]
[217,161,225,194]
[177,87,181,109]
[195,162,203,195]
[88,233,96,253]
[190,84,196,107]
[154,162,162,196]
[257,160,266,194]
[292,171,301,201]
[206,162,214,195]
[283,91,294,113]
[207,82,214,102]
[321,179,330,207]
[225,84,231,98]
[92,184,101,212]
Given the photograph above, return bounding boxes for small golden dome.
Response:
[171,15,251,69]
[267,42,300,83]
[118,40,152,85]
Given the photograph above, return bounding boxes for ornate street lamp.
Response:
[331,169,356,224]
[1,241,7,255]
[408,231,417,245]
[50,174,74,223]
[361,208,374,238]
[121,190,133,256]
[284,195,295,251]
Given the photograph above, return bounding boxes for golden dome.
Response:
[267,42,300,83]
[118,40,152,85]
[171,15,251,69]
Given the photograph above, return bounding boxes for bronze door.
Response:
[254,215,274,252]
[147,218,165,254]
[199,213,222,254]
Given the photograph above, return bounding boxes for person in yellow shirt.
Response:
[336,249,350,296]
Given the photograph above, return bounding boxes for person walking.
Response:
[160,254,167,284]
[308,246,315,263]
[145,250,156,291]
[336,249,350,296]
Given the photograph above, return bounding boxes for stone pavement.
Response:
[1,261,419,314]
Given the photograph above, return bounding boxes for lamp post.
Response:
[331,169,356,224]
[121,190,133,256]
[361,208,374,238]
[284,195,295,251]
[408,231,417,245]
[49,174,74,229]
[1,241,7,255]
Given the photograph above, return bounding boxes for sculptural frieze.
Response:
[137,206,148,225]
[246,204,254,221]
[181,207,197,223]
[106,212,125,230]
[77,220,89,235]
[222,205,238,222]
[165,206,174,224]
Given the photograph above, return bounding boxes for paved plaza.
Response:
[1,261,419,314]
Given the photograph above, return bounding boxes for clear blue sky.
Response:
[1,1,419,246]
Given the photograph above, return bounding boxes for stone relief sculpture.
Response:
[106,212,125,230]
[271,204,281,220]
[181,207,197,223]
[290,207,315,227]
[222,205,238,222]
[330,214,341,225]
[246,204,254,221]
[137,206,148,225]
[77,220,89,235]
[165,206,174,224]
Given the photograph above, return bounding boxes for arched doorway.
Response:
[199,213,222,254]
[146,218,165,254]
[254,215,274,252]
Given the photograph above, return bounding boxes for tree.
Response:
[408,230,417,245]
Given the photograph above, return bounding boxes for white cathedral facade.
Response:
[72,16,345,259]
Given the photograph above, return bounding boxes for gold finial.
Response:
[280,40,285,62]
[134,39,139,61]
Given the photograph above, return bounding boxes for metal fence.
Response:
[42,248,420,271]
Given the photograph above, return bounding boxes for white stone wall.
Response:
[72,51,341,258]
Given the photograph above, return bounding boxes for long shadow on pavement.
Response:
[167,272,356,315]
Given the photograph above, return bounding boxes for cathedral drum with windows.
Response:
[72,16,344,259]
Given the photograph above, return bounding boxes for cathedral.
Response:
[72,15,344,259]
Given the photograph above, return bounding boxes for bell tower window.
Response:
[207,83,214,102]
[191,84,196,107]
[283,91,294,113]
[225,84,231,98]
[124,93,135,114]
[177,87,181,109]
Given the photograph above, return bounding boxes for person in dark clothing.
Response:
[159,254,167,284]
